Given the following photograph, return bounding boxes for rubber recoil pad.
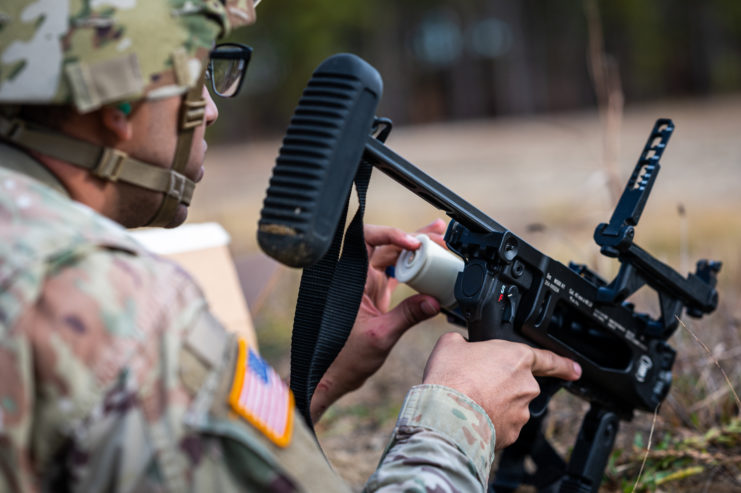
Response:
[257,53,383,267]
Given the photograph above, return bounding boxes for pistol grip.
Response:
[529,377,562,418]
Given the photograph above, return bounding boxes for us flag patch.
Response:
[228,338,294,447]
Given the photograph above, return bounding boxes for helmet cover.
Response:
[0,0,257,112]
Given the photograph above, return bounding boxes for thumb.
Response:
[382,294,441,337]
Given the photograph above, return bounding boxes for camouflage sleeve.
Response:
[0,241,352,493]
[364,384,496,492]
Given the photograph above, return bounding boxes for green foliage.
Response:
[607,418,741,492]
[222,0,381,132]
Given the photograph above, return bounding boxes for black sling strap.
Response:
[290,161,373,430]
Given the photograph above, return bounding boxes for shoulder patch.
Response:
[228,338,294,447]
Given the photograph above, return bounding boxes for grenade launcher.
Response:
[257,54,721,493]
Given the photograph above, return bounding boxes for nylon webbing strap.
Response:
[290,161,373,430]
[146,71,206,227]
[0,116,195,205]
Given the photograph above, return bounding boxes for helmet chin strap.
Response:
[0,75,208,229]
[145,71,207,227]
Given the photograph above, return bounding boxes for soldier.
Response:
[0,1,581,492]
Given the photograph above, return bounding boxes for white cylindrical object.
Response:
[395,234,464,309]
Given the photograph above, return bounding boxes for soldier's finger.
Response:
[530,348,582,381]
[381,294,440,338]
[370,244,404,268]
[416,219,447,247]
[364,224,421,250]
[416,218,447,236]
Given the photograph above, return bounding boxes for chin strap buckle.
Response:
[167,171,188,202]
[94,147,127,181]
[180,98,207,130]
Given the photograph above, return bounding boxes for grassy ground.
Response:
[190,95,741,491]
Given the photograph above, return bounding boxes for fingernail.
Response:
[421,300,438,316]
[406,234,421,246]
[573,362,582,378]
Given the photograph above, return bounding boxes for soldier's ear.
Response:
[100,104,134,142]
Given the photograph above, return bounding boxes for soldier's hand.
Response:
[422,332,582,450]
[310,220,447,423]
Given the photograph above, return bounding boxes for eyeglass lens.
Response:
[208,44,251,98]
[212,57,245,97]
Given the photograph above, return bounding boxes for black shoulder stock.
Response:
[258,54,383,267]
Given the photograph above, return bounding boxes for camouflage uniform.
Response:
[0,148,494,491]
[0,148,496,492]
[0,2,497,492]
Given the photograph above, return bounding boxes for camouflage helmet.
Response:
[0,0,258,112]
[0,1,259,228]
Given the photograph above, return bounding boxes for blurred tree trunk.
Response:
[448,3,488,119]
[585,0,623,204]
[369,2,408,124]
[491,0,536,114]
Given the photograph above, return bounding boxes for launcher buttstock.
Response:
[258,54,382,268]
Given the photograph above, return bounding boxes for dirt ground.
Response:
[192,94,740,254]
[188,95,741,491]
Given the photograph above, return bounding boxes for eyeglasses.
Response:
[206,43,253,98]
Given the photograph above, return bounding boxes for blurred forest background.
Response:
[212,0,741,140]
[189,1,741,491]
